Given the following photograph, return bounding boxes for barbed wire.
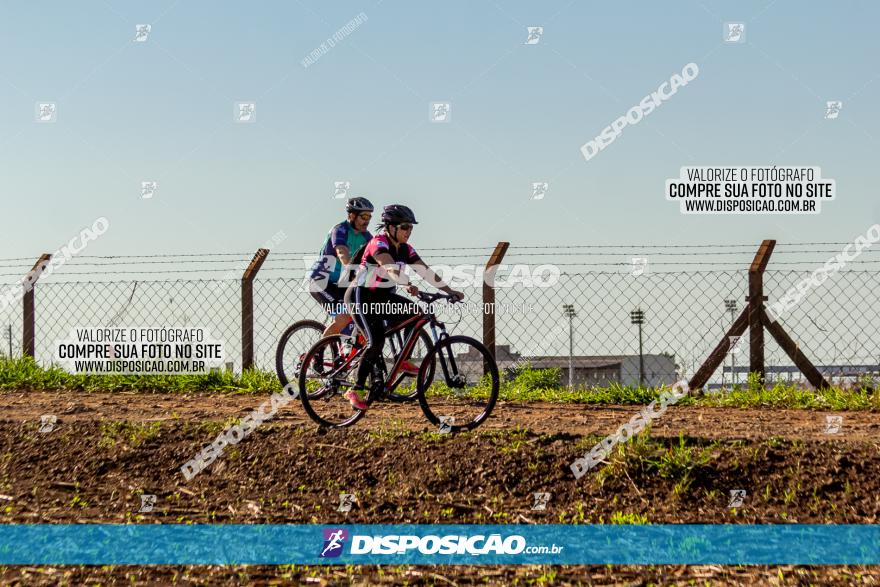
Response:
[1,241,871,264]
[5,260,880,278]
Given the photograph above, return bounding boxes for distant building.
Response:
[455,344,678,387]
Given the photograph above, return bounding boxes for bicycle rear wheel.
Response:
[276,320,325,390]
[416,335,499,432]
[298,334,366,428]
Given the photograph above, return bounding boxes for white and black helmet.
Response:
[346,197,374,213]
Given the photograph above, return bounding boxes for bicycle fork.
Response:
[428,323,465,388]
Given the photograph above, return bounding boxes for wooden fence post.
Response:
[241,248,269,371]
[748,240,775,386]
[689,238,829,392]
[22,254,52,358]
[483,242,509,375]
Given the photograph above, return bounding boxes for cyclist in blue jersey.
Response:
[308,197,374,337]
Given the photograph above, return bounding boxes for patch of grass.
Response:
[0,356,277,394]
[700,372,879,410]
[4,357,878,411]
[426,367,696,406]
[592,426,657,488]
[68,495,88,509]
[592,429,718,496]
[418,430,453,442]
[98,421,162,448]
[484,425,530,453]
[367,418,410,441]
[606,511,650,524]
[508,366,563,391]
[572,433,607,453]
[648,434,717,483]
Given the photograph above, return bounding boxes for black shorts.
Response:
[309,280,347,317]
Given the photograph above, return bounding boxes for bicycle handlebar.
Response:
[415,290,462,304]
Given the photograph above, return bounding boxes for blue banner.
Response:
[0,524,878,565]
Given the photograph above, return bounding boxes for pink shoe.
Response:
[344,389,368,410]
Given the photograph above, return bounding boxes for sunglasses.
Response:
[357,213,372,220]
[396,223,414,231]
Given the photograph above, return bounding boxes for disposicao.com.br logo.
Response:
[319,528,563,558]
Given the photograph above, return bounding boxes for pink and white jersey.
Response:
[357,234,421,291]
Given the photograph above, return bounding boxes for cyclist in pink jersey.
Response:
[342,204,463,409]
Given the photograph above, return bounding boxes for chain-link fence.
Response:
[1,241,879,387]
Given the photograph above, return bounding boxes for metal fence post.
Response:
[482,242,509,375]
[22,254,52,358]
[241,248,269,371]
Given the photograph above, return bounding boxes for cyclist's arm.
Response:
[374,252,463,299]
[334,245,352,265]
[409,260,463,298]
[372,252,408,286]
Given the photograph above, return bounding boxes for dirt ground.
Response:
[1,390,879,585]
[2,389,879,441]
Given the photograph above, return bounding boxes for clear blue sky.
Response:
[1,0,878,259]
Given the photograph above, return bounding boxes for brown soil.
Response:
[3,390,880,442]
[1,390,879,585]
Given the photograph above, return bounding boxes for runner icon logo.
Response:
[825,101,842,120]
[531,492,550,511]
[438,416,454,434]
[825,415,843,434]
[524,27,543,45]
[728,489,746,508]
[337,493,356,513]
[320,528,349,558]
[139,494,157,513]
[724,23,745,43]
[39,415,57,434]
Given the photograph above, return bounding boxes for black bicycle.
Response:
[297,291,500,432]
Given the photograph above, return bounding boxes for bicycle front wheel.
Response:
[417,335,499,432]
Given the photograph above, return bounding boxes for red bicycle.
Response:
[297,291,500,432]
[275,314,433,401]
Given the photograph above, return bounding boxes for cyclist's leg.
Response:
[325,313,350,337]
[346,287,386,408]
[309,281,350,337]
[323,285,350,337]
[384,292,422,374]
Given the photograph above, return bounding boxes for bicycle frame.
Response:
[382,303,467,395]
[314,296,463,399]
[382,312,432,394]
[308,313,430,395]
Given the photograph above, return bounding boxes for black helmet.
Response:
[346,197,374,213]
[381,204,418,226]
